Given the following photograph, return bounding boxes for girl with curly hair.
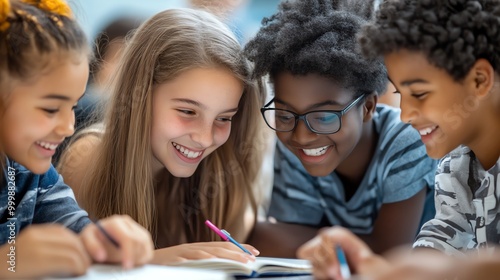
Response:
[244,0,436,257]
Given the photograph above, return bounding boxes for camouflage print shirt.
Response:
[414,146,500,255]
[0,158,91,246]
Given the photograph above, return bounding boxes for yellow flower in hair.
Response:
[38,0,72,18]
[0,0,11,32]
[22,0,72,18]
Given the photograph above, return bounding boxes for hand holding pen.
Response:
[205,220,259,258]
[80,215,154,269]
[298,226,381,280]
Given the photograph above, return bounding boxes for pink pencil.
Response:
[205,219,228,241]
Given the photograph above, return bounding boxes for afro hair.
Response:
[244,0,388,96]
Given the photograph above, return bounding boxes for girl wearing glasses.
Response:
[244,0,437,257]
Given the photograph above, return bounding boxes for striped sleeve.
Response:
[32,165,91,233]
[375,107,436,203]
[268,142,325,226]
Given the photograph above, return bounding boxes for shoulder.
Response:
[374,105,426,157]
[57,124,104,194]
[374,105,417,142]
[436,146,473,174]
[274,141,308,174]
[58,124,103,169]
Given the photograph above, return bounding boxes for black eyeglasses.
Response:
[260,94,366,134]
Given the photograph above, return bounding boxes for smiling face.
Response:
[385,50,484,159]
[0,56,89,174]
[151,67,243,178]
[272,72,367,177]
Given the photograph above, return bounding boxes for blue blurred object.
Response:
[68,0,279,44]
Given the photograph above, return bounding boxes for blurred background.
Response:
[68,0,280,45]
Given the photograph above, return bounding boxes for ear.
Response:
[467,58,494,98]
[363,92,378,122]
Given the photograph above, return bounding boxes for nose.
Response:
[192,122,215,148]
[55,110,75,138]
[399,95,418,124]
[290,118,317,145]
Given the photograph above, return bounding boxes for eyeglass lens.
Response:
[263,110,341,133]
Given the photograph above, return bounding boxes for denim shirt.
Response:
[0,158,91,245]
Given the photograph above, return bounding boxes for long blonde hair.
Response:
[80,8,266,247]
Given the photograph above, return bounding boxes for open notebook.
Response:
[170,257,312,278]
[44,264,231,280]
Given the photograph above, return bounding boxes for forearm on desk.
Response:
[246,221,320,258]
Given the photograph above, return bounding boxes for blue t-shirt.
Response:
[269,105,437,234]
[0,158,91,245]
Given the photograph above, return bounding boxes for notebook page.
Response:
[43,264,232,280]
[251,257,311,274]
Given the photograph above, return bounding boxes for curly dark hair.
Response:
[360,0,500,81]
[244,0,388,96]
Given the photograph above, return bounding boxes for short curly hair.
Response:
[244,0,388,96]
[360,0,500,81]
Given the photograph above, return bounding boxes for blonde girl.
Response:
[58,8,267,264]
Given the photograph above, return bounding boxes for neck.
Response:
[468,117,500,170]
[467,84,500,169]
[151,156,165,180]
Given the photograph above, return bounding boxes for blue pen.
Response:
[336,245,351,279]
[220,229,253,255]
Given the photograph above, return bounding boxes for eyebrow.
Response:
[172,98,205,108]
[42,94,84,102]
[274,98,342,111]
[399,78,429,86]
[172,98,239,113]
[42,94,72,101]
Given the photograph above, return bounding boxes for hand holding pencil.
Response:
[80,215,154,269]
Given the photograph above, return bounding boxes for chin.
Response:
[425,146,450,160]
[169,168,197,178]
[304,165,333,177]
[25,161,52,175]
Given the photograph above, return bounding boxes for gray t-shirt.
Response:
[269,105,437,234]
[414,146,500,255]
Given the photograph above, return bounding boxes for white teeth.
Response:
[303,145,330,156]
[36,141,58,151]
[172,142,202,159]
[418,126,437,136]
